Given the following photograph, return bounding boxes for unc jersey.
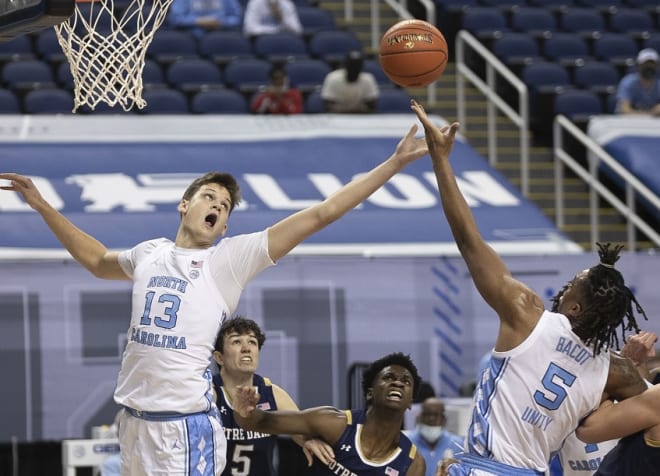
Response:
[461,310,610,474]
[309,409,417,476]
[114,231,274,414]
[214,373,278,476]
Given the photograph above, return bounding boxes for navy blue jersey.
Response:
[309,409,417,476]
[594,431,660,476]
[214,373,278,476]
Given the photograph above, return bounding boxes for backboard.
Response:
[0,0,74,41]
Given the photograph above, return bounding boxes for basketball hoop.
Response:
[54,0,173,112]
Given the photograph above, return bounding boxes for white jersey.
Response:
[465,310,610,473]
[556,431,617,476]
[114,230,274,413]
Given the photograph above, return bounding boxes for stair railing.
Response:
[455,29,531,196]
[553,114,660,251]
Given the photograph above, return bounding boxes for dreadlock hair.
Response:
[361,352,421,406]
[550,243,647,354]
[214,316,266,353]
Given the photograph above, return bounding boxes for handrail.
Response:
[455,29,530,196]
[553,115,660,251]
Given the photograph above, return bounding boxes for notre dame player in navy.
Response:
[233,352,427,476]
[213,317,334,476]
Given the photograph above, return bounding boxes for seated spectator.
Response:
[404,397,464,476]
[167,0,243,38]
[250,64,303,114]
[615,48,660,116]
[242,0,302,37]
[321,50,380,113]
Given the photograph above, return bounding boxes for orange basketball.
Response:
[379,19,449,88]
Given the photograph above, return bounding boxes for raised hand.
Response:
[410,100,459,159]
[621,331,658,367]
[0,173,47,211]
[234,385,261,418]
[392,123,429,166]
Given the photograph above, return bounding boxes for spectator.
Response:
[166,0,243,38]
[615,48,660,116]
[321,50,380,113]
[405,397,464,476]
[242,0,302,37]
[250,64,303,114]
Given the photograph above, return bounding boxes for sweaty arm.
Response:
[272,384,335,466]
[266,124,428,261]
[0,173,127,279]
[577,385,660,443]
[411,101,542,348]
[604,352,649,402]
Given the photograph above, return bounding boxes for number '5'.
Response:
[534,362,576,410]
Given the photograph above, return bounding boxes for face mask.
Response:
[640,65,657,80]
[418,423,444,443]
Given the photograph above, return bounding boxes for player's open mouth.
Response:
[387,390,403,400]
[205,214,217,228]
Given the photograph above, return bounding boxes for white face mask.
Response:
[418,423,444,443]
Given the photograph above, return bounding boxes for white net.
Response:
[54,0,173,112]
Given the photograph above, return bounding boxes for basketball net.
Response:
[54,0,173,112]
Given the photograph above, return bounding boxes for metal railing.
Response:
[553,115,660,251]
[455,29,531,196]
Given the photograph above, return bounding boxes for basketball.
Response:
[379,19,449,88]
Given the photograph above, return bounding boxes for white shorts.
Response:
[118,408,227,475]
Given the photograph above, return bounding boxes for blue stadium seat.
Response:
[492,33,542,72]
[297,6,336,37]
[0,35,34,64]
[559,8,605,39]
[572,61,620,96]
[478,0,527,11]
[253,32,309,62]
[0,88,20,113]
[591,33,637,70]
[284,59,331,93]
[1,60,57,93]
[56,62,74,89]
[375,89,411,113]
[142,60,166,88]
[166,58,224,93]
[191,89,248,114]
[23,88,74,114]
[553,88,603,128]
[608,8,654,40]
[147,30,198,65]
[304,90,324,113]
[461,7,510,41]
[140,88,190,114]
[527,0,577,12]
[34,29,65,65]
[522,61,572,131]
[543,33,591,66]
[644,34,660,54]
[197,31,254,66]
[308,30,363,65]
[574,0,623,13]
[223,58,271,93]
[510,7,558,39]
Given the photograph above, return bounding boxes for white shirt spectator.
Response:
[321,69,380,113]
[242,0,302,36]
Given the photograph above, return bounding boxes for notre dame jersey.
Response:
[309,409,417,476]
[214,373,278,476]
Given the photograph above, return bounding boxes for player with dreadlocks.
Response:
[411,100,649,476]
[550,242,647,355]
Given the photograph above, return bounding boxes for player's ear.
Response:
[221,223,228,235]
[178,199,189,214]
[212,350,223,366]
[366,388,373,402]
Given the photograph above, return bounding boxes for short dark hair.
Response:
[551,242,647,354]
[214,316,266,353]
[181,172,241,214]
[361,352,421,404]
